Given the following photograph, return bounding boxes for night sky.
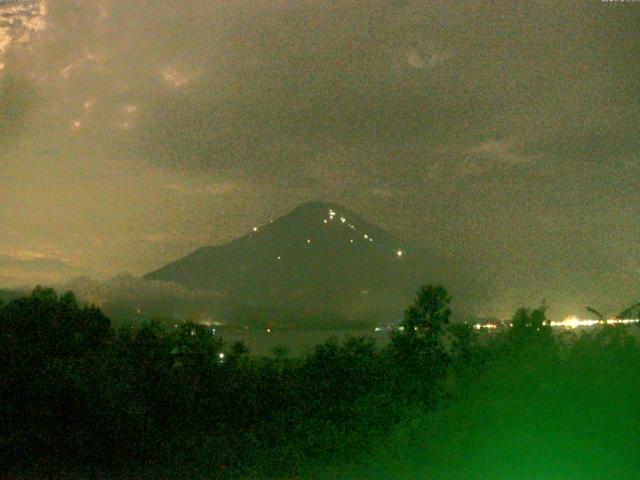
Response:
[1,0,639,318]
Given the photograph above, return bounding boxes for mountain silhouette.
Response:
[145,201,422,323]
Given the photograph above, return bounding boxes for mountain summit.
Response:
[144,202,420,322]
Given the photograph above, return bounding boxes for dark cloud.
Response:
[0,71,36,150]
[0,0,639,317]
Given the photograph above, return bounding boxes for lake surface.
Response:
[221,324,640,357]
[222,329,391,356]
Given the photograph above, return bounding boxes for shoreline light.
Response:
[549,316,640,329]
[471,317,640,331]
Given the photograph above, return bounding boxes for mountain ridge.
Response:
[144,201,419,322]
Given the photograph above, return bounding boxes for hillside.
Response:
[145,201,423,322]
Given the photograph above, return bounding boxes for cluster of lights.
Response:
[471,316,640,331]
[247,209,406,261]
[395,326,420,332]
[473,323,498,330]
[327,210,369,240]
[549,316,640,329]
[323,210,405,257]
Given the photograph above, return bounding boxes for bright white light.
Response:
[277,256,282,260]
[548,316,640,329]
[323,219,328,224]
[252,226,258,232]
[474,323,498,330]
[340,217,346,223]
[363,234,368,239]
[306,239,311,244]
[219,352,225,359]
[396,249,403,257]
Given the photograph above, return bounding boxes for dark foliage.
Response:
[1,285,639,478]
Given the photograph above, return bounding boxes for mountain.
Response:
[145,201,424,323]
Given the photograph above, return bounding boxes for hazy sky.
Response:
[1,0,639,317]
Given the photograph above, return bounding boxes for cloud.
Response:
[0,0,48,58]
[0,252,93,288]
[1,0,639,315]
[406,49,425,69]
[468,140,534,166]
[406,48,446,69]
[162,180,239,197]
[0,68,37,151]
[62,273,222,320]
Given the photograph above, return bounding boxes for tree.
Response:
[401,284,452,334]
[389,285,452,407]
[505,303,555,358]
[511,304,548,331]
[170,321,224,370]
[230,340,249,357]
[586,301,640,323]
[448,321,480,369]
[0,286,111,357]
[0,287,115,465]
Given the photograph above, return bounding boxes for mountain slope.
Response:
[145,202,422,322]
